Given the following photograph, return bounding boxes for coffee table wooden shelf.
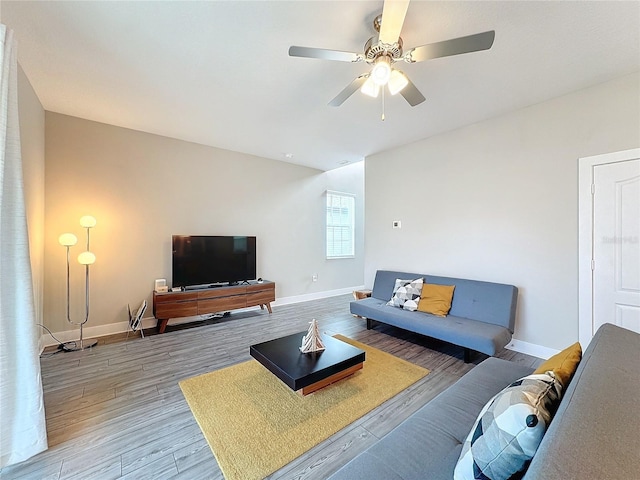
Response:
[250,332,365,395]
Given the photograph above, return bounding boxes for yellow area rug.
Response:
[179,334,429,480]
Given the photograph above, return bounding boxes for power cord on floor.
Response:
[37,323,74,357]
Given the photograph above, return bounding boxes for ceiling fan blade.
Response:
[405,30,495,63]
[399,77,426,106]
[289,46,363,63]
[379,0,410,45]
[329,75,369,107]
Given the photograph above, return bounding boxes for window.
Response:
[326,191,355,258]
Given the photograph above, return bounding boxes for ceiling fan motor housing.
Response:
[364,36,403,63]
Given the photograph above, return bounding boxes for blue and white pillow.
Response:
[386,278,423,311]
[454,372,563,480]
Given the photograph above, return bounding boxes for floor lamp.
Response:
[59,215,98,351]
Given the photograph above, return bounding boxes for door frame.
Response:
[578,148,640,347]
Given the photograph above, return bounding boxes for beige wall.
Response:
[364,72,640,350]
[44,113,364,334]
[18,65,45,330]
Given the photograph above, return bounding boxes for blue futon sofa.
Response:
[351,270,518,360]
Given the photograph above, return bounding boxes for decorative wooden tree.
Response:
[300,319,325,353]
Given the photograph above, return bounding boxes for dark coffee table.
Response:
[250,332,366,395]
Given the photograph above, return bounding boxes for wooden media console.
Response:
[152,280,275,333]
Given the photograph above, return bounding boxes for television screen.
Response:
[172,235,257,288]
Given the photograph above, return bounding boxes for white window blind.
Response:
[326,191,355,258]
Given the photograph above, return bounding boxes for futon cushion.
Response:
[386,278,423,311]
[418,284,455,316]
[533,342,582,388]
[454,373,562,480]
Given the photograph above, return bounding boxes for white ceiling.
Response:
[2,1,639,171]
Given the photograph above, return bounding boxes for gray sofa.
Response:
[351,270,518,359]
[329,323,640,479]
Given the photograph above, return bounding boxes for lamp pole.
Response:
[59,216,98,351]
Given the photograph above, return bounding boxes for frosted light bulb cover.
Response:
[360,77,380,98]
[78,251,96,265]
[59,233,78,246]
[371,56,391,86]
[388,70,409,95]
[80,215,97,228]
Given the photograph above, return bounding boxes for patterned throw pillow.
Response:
[454,373,563,480]
[386,278,423,311]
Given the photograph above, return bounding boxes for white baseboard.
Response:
[39,320,148,348]
[39,286,364,349]
[505,338,559,360]
[272,285,365,307]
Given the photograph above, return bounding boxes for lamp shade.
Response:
[59,233,78,247]
[360,77,380,98]
[371,56,392,86]
[80,215,97,228]
[388,70,409,95]
[78,251,96,265]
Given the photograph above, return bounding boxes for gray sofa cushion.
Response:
[352,297,512,356]
[523,323,640,479]
[371,270,518,332]
[328,357,534,480]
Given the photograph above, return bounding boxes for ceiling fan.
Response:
[289,0,495,109]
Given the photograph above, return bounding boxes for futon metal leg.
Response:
[366,318,373,330]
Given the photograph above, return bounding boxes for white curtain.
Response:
[0,24,48,468]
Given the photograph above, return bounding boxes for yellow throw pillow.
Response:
[534,342,582,388]
[417,284,455,317]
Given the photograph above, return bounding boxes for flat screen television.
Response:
[172,235,256,288]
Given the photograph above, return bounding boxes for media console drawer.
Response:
[246,290,274,305]
[152,281,275,333]
[155,301,198,319]
[154,291,198,304]
[246,283,274,293]
[154,291,198,319]
[198,287,243,300]
[198,295,247,313]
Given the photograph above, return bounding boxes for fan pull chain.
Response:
[381,85,386,121]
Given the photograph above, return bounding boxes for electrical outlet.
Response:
[392,220,402,229]
[312,274,318,282]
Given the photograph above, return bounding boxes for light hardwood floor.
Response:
[2,294,542,480]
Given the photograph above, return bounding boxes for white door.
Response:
[579,149,640,346]
[593,159,640,333]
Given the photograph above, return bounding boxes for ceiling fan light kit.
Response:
[289,0,495,116]
[360,76,380,98]
[388,70,409,96]
[360,68,408,99]
[371,55,392,85]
